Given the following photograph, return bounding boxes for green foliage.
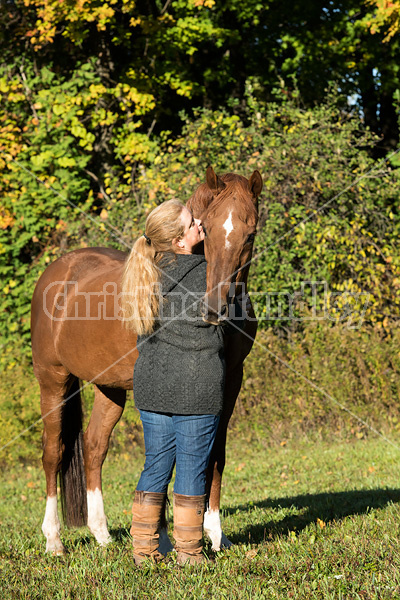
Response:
[1,319,399,466]
[0,56,152,354]
[1,84,399,366]
[363,0,400,41]
[134,90,400,331]
[0,1,399,364]
[2,0,400,149]
[0,360,41,466]
[0,59,98,351]
[239,322,400,442]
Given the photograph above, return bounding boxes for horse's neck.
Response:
[240,266,250,294]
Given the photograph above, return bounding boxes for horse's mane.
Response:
[187,173,258,223]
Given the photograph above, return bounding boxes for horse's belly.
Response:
[53,314,137,387]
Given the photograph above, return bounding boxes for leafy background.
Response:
[0,0,400,462]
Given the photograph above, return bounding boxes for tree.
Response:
[365,0,400,41]
[202,1,400,152]
[1,0,399,360]
[2,1,399,151]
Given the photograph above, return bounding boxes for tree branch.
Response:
[18,65,39,122]
[84,169,112,203]
[160,0,173,15]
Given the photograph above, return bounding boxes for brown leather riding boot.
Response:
[173,493,206,565]
[130,490,166,566]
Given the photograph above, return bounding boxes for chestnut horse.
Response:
[31,166,262,555]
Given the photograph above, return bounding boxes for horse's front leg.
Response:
[84,385,126,545]
[204,364,243,552]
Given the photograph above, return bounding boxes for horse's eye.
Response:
[246,233,255,244]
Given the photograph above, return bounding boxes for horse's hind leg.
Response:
[84,385,126,545]
[39,366,72,555]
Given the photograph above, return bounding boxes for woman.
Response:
[122,199,245,566]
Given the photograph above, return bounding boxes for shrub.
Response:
[134,89,400,333]
[236,321,400,443]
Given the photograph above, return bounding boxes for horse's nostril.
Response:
[219,305,227,317]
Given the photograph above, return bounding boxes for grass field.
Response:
[1,429,400,599]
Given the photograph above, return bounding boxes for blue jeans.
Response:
[137,410,220,496]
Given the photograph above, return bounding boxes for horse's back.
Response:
[31,247,137,388]
[33,247,127,294]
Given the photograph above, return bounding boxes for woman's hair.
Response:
[121,199,185,335]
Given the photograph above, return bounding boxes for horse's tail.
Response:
[59,377,88,527]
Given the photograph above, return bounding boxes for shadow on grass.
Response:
[223,488,400,544]
[109,527,131,543]
[69,528,131,550]
[96,489,400,550]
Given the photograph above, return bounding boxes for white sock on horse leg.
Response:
[87,488,112,545]
[42,495,65,555]
[204,507,233,551]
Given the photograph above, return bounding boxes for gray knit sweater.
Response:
[133,253,231,415]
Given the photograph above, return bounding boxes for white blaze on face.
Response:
[223,211,234,249]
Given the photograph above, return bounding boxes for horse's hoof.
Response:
[204,508,228,552]
[94,532,112,546]
[46,542,66,556]
[88,520,113,546]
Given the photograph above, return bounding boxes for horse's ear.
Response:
[206,166,226,196]
[248,170,263,199]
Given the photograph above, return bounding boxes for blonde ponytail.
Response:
[121,199,185,335]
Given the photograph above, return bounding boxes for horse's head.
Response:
[187,166,263,325]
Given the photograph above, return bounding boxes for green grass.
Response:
[1,432,400,599]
